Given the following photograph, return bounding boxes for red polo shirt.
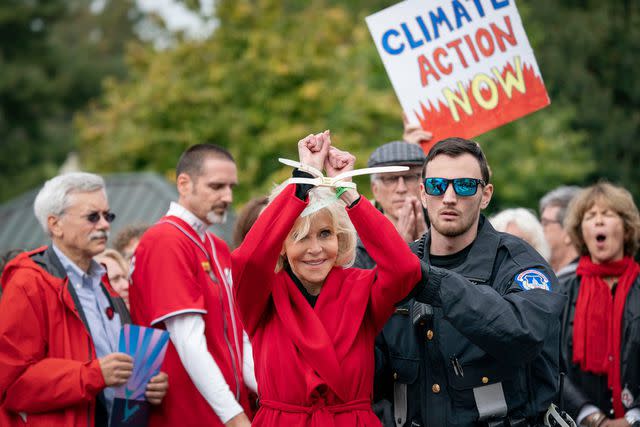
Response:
[130,216,251,427]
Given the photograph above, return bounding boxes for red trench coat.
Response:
[232,185,421,426]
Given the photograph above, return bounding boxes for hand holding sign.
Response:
[110,325,170,427]
[144,371,168,405]
[100,353,133,386]
[402,112,433,146]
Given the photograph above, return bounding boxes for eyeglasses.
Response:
[424,178,485,197]
[378,174,422,186]
[540,218,561,228]
[84,211,116,224]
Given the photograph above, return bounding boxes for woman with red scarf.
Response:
[560,182,640,427]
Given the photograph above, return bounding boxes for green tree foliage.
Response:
[0,0,68,201]
[4,0,638,212]
[77,0,600,211]
[523,0,640,199]
[77,0,407,203]
[0,0,139,202]
[479,106,593,214]
[50,0,140,110]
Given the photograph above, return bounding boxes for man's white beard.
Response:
[206,210,227,224]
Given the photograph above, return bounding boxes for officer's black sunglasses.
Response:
[424,177,486,197]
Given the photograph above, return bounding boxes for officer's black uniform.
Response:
[374,216,567,427]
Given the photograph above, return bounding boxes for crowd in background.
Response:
[0,122,638,427]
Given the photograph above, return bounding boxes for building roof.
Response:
[0,172,235,254]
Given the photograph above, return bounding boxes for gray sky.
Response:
[89,0,216,46]
[136,0,216,40]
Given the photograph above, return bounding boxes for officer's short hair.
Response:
[176,144,235,181]
[565,182,640,257]
[422,137,491,184]
[538,186,582,223]
[34,172,106,235]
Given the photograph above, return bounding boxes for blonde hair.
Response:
[270,185,357,273]
[95,249,129,277]
[565,182,640,257]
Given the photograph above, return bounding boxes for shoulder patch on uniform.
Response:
[515,269,551,291]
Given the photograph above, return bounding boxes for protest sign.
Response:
[366,0,550,149]
[110,325,169,427]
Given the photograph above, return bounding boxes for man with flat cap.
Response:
[354,141,427,269]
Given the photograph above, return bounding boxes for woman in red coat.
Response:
[232,132,422,426]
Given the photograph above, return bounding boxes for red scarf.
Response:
[573,255,640,417]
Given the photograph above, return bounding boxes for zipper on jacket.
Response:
[56,277,98,427]
[224,281,242,398]
[162,220,243,401]
[217,286,241,400]
[87,334,94,427]
[207,235,242,401]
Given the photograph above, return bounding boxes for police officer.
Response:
[375,137,567,427]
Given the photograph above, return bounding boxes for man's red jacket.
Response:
[0,246,130,427]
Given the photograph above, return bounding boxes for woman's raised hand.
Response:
[298,130,331,171]
[324,146,355,179]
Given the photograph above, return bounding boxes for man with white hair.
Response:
[489,207,551,261]
[354,141,427,269]
[0,172,168,427]
[130,144,255,427]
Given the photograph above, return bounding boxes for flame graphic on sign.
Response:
[414,60,550,153]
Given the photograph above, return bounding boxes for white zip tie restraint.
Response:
[278,158,410,217]
[279,158,409,189]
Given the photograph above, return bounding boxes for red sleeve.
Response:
[0,275,105,412]
[232,185,306,336]
[347,197,422,330]
[131,226,206,326]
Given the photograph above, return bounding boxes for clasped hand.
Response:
[396,196,428,243]
[297,130,356,180]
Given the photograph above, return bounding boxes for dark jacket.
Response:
[374,217,567,427]
[0,246,130,427]
[555,259,578,283]
[559,272,640,419]
[354,237,376,270]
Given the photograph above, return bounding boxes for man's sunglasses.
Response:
[84,211,116,224]
[424,178,486,197]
